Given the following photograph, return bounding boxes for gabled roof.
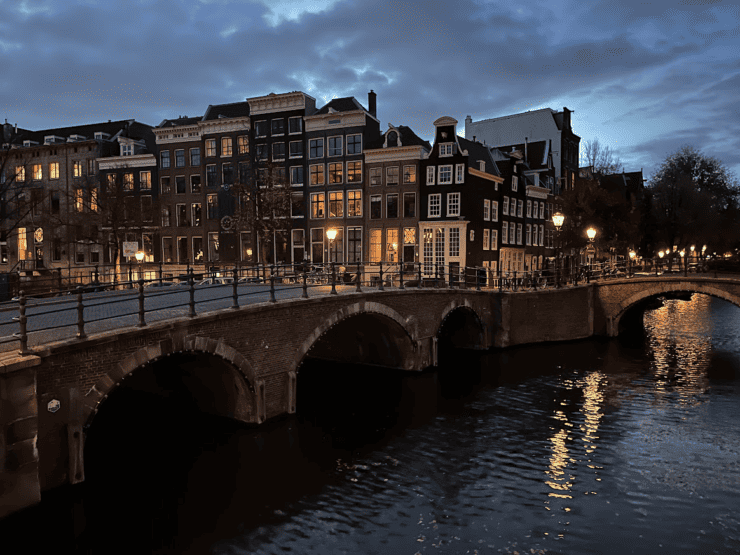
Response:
[492,140,550,170]
[4,119,154,149]
[458,137,500,176]
[366,125,431,151]
[314,97,368,115]
[203,101,250,121]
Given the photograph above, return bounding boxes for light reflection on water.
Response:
[2,294,740,554]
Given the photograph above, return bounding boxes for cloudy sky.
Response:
[1,0,738,179]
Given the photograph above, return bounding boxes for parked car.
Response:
[195,277,234,286]
[237,276,264,284]
[144,280,179,288]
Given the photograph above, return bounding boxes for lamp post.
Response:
[552,211,564,288]
[658,250,664,275]
[135,250,145,283]
[629,250,636,277]
[326,228,337,284]
[586,227,596,277]
[680,249,686,276]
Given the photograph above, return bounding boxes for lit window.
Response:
[403,165,416,184]
[347,190,362,217]
[237,136,248,155]
[492,201,498,221]
[311,192,325,218]
[483,229,490,250]
[49,162,59,180]
[123,173,134,191]
[33,164,42,180]
[310,164,325,186]
[347,161,362,183]
[15,166,25,182]
[205,139,216,157]
[329,162,343,184]
[491,230,498,250]
[73,161,83,178]
[484,199,490,221]
[221,137,232,157]
[329,191,344,218]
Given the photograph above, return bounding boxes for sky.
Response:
[1,0,738,180]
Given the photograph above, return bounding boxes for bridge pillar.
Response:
[0,356,42,519]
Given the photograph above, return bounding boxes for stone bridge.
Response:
[2,275,740,517]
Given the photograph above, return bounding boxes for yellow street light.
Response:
[629,251,636,259]
[586,227,597,241]
[658,251,664,258]
[135,250,145,263]
[552,212,565,229]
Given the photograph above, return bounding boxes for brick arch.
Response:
[608,282,740,336]
[436,300,488,350]
[83,335,261,429]
[292,301,418,373]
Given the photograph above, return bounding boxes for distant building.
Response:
[465,107,581,193]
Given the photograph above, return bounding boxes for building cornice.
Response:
[97,154,156,170]
[248,92,315,116]
[153,124,201,144]
[364,145,427,163]
[468,167,504,184]
[198,117,250,135]
[305,110,367,132]
[526,185,551,199]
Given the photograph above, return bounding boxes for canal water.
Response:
[2,293,740,554]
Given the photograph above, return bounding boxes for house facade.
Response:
[363,122,429,267]
[304,93,380,265]
[419,116,504,280]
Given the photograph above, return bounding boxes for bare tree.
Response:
[230,157,293,266]
[580,138,623,176]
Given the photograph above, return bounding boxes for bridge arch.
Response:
[83,335,260,430]
[437,300,488,350]
[608,281,740,336]
[293,301,419,374]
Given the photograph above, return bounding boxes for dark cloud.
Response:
[0,0,737,178]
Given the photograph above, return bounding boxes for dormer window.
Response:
[478,160,485,172]
[440,143,454,157]
[387,131,398,148]
[121,144,134,156]
[94,132,110,141]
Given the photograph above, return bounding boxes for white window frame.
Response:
[289,141,303,159]
[327,135,343,157]
[512,175,518,192]
[502,222,508,244]
[533,201,539,219]
[255,120,267,138]
[517,200,523,218]
[455,164,465,183]
[491,230,498,251]
[346,160,362,183]
[503,196,509,216]
[517,223,523,245]
[288,116,303,135]
[346,133,362,155]
[446,192,460,217]
[492,201,498,222]
[526,224,531,246]
[526,200,532,218]
[290,166,303,187]
[428,193,441,218]
[439,143,454,157]
[483,229,490,251]
[483,199,490,221]
[426,166,435,185]
[438,165,453,185]
[540,202,545,220]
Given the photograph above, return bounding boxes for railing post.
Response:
[76,286,86,339]
[17,291,30,356]
[378,261,385,291]
[417,262,422,289]
[188,267,196,317]
[399,263,405,290]
[302,266,309,298]
[498,265,503,293]
[137,278,146,327]
[269,265,276,303]
[356,262,362,293]
[231,265,239,309]
[476,267,481,291]
[330,262,337,295]
[128,261,133,289]
[435,263,440,288]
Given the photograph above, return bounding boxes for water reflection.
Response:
[1,295,739,554]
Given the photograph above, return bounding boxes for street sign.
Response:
[123,242,138,257]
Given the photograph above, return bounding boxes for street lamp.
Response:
[326,228,337,263]
[586,227,596,242]
[552,211,564,288]
[135,250,145,282]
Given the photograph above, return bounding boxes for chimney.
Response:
[473,136,476,143]
[524,137,528,162]
[368,90,377,118]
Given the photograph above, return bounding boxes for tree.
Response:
[649,145,740,253]
[580,138,623,176]
[230,157,293,266]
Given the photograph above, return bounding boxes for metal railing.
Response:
[0,257,715,355]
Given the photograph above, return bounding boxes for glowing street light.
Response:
[552,212,564,288]
[586,227,597,242]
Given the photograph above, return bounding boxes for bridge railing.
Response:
[0,257,715,354]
